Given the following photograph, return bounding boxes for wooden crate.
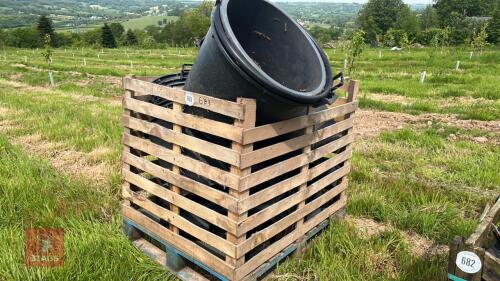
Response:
[121,75,359,281]
[448,197,500,281]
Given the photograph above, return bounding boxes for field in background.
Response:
[121,15,179,30]
[0,46,498,280]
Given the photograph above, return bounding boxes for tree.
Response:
[357,0,408,42]
[395,8,420,39]
[109,22,125,38]
[36,15,55,47]
[487,8,500,44]
[420,6,439,30]
[434,0,497,26]
[159,1,212,46]
[6,27,39,48]
[308,26,333,45]
[124,29,138,46]
[101,23,117,48]
[347,30,366,77]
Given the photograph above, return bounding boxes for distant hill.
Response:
[0,0,362,31]
[0,0,198,29]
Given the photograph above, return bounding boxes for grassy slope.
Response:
[0,46,498,280]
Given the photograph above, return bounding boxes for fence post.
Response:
[420,71,427,83]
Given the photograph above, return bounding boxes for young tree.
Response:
[471,23,489,54]
[101,23,117,48]
[124,30,138,46]
[400,32,411,50]
[41,34,53,69]
[36,15,55,47]
[347,30,366,77]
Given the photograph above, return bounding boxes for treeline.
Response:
[308,0,499,46]
[0,1,212,49]
[0,0,498,49]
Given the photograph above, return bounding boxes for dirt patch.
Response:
[346,215,448,258]
[14,134,112,185]
[354,109,500,139]
[103,76,122,88]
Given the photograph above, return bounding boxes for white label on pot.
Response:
[185,91,194,106]
[456,251,481,274]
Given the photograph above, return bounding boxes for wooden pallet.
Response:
[448,197,500,281]
[121,75,359,280]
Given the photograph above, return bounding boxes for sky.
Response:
[271,0,433,4]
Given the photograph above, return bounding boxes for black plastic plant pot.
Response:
[184,0,334,125]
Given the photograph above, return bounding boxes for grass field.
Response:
[0,46,498,280]
[121,15,179,30]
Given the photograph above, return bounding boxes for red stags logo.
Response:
[25,228,64,267]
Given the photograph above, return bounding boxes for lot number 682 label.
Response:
[456,251,482,274]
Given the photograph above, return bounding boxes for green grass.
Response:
[0,46,498,280]
[348,127,498,243]
[0,84,122,153]
[276,222,446,281]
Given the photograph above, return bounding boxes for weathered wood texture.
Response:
[448,197,500,281]
[121,76,359,281]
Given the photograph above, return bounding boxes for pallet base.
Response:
[124,208,346,281]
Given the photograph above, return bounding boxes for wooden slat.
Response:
[308,149,352,181]
[466,197,500,247]
[448,236,462,276]
[238,172,308,214]
[123,204,235,278]
[123,134,239,190]
[306,164,351,199]
[123,152,238,212]
[123,115,240,166]
[239,134,354,191]
[136,77,158,83]
[236,181,348,257]
[227,98,257,270]
[240,117,354,169]
[483,250,500,281]
[123,170,238,234]
[242,102,358,145]
[235,195,347,280]
[237,169,348,235]
[170,102,183,235]
[123,97,243,143]
[124,77,245,120]
[309,133,354,163]
[295,107,314,241]
[127,190,236,258]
